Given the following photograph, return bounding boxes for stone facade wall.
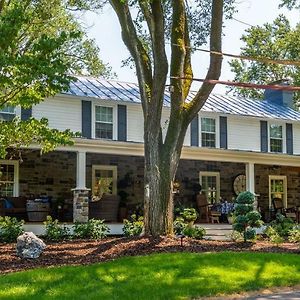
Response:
[176,160,245,204]
[19,150,76,200]
[86,153,145,207]
[255,165,300,211]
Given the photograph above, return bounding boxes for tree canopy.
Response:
[229,15,300,103]
[0,0,112,158]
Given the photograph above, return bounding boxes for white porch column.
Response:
[76,151,86,189]
[246,162,255,194]
[246,162,257,210]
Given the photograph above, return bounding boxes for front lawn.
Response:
[1,252,300,300]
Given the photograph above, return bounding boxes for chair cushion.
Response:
[4,199,14,209]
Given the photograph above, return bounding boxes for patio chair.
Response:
[272,198,297,221]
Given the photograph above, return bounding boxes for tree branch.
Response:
[109,0,153,113]
[185,0,224,122]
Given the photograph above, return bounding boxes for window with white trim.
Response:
[95,106,113,139]
[92,165,117,197]
[0,161,18,197]
[0,106,15,114]
[200,171,220,204]
[269,124,283,153]
[269,175,287,209]
[201,117,216,147]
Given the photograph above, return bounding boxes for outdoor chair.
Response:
[272,197,297,221]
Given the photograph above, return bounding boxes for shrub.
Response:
[0,216,24,243]
[265,226,284,246]
[174,208,205,240]
[183,226,206,240]
[233,191,263,242]
[73,219,109,240]
[288,228,300,243]
[44,216,70,241]
[180,208,198,224]
[268,213,294,238]
[123,214,144,237]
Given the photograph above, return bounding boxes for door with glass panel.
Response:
[269,175,287,209]
[199,172,220,204]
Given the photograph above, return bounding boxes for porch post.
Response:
[72,151,89,223]
[246,162,257,210]
[76,151,86,189]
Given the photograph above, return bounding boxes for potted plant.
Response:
[92,178,113,201]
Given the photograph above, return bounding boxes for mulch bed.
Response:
[0,237,299,274]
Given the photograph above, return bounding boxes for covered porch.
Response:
[1,139,300,224]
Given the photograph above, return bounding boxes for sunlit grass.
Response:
[0,252,299,300]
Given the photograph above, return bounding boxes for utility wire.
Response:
[170,76,300,91]
[172,43,300,67]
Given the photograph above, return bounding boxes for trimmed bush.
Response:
[233,191,263,242]
[123,214,144,237]
[73,219,109,240]
[44,216,70,241]
[288,228,300,244]
[0,216,24,243]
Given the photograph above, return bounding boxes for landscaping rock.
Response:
[16,232,46,259]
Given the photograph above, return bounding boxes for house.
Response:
[1,76,300,224]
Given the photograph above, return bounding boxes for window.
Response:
[199,171,220,204]
[201,118,216,147]
[92,165,117,196]
[269,124,283,153]
[269,175,287,209]
[0,161,18,197]
[95,106,113,139]
[0,106,15,121]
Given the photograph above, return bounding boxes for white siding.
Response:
[293,123,300,154]
[228,116,260,152]
[127,104,144,142]
[32,97,81,132]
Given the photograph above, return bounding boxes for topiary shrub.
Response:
[73,219,109,240]
[0,216,24,243]
[44,216,70,241]
[123,214,144,237]
[233,191,263,242]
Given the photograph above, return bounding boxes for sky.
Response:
[83,0,299,94]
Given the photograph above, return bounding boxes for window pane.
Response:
[0,182,14,197]
[201,133,216,147]
[0,106,15,114]
[270,125,282,138]
[95,106,113,123]
[95,123,113,139]
[201,118,215,133]
[270,138,282,153]
[0,163,15,197]
[201,175,217,204]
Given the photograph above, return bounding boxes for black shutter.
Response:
[81,100,92,139]
[286,123,293,155]
[219,116,228,149]
[260,120,268,152]
[190,115,199,146]
[117,105,127,141]
[21,108,32,121]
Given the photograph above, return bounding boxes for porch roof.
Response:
[62,75,300,122]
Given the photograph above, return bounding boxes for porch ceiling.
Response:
[52,138,300,167]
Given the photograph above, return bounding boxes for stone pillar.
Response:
[73,188,90,223]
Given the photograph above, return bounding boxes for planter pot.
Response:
[227,216,234,224]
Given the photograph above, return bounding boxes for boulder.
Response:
[16,232,46,259]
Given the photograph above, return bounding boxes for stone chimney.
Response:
[264,79,294,109]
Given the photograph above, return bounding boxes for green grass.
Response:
[0,252,300,300]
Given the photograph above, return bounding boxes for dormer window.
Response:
[95,106,113,139]
[269,124,283,153]
[201,117,216,147]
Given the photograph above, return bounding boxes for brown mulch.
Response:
[0,237,299,275]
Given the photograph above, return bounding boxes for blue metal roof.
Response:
[64,76,300,122]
